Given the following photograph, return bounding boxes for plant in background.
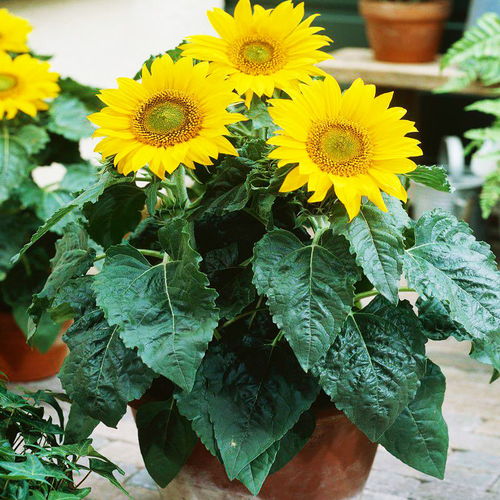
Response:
[438,12,500,218]
[0,8,100,354]
[20,0,500,496]
[0,380,126,499]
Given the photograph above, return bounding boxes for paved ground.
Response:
[11,337,500,500]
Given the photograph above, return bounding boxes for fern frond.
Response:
[466,98,500,117]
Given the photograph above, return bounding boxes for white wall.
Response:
[4,0,223,88]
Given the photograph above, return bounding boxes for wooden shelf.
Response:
[319,48,495,96]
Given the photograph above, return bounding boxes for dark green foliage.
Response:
[47,95,94,141]
[0,383,126,498]
[380,361,448,478]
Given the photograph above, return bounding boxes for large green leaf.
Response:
[379,360,448,479]
[405,165,452,193]
[47,95,94,140]
[60,304,155,427]
[84,183,146,248]
[253,229,359,371]
[94,240,218,391]
[176,338,320,484]
[403,210,500,339]
[331,198,410,303]
[15,125,50,155]
[0,125,33,203]
[29,226,96,327]
[0,209,38,281]
[312,298,427,441]
[136,399,197,487]
[12,172,129,262]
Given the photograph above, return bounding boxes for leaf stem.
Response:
[353,287,416,302]
[221,305,267,329]
[171,166,189,208]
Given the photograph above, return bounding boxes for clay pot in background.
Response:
[359,0,452,63]
[132,400,377,500]
[0,313,69,382]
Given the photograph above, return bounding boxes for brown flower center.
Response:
[132,90,202,147]
[307,121,372,177]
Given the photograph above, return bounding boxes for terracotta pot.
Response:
[359,0,452,63]
[0,313,69,382]
[132,395,377,500]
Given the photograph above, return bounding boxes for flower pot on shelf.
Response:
[131,393,377,500]
[359,0,452,63]
[0,312,69,382]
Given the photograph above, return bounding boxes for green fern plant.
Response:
[437,12,500,93]
[438,13,500,218]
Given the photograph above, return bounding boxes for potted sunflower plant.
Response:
[0,8,99,382]
[22,1,499,499]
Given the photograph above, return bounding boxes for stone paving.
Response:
[11,337,500,500]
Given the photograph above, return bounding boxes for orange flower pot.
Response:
[0,312,69,382]
[132,391,377,500]
[359,0,452,63]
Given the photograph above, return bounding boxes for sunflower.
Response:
[0,8,32,53]
[267,77,422,219]
[0,53,60,119]
[89,55,244,178]
[180,0,332,106]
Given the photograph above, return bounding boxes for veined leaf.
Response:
[47,94,94,140]
[84,183,146,248]
[176,339,319,486]
[331,198,410,303]
[60,305,155,427]
[136,399,197,488]
[0,125,33,203]
[14,124,49,155]
[405,165,452,193]
[312,298,426,441]
[94,237,218,391]
[403,210,500,339]
[253,229,359,371]
[379,361,448,479]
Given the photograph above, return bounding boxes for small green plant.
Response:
[0,381,126,499]
[438,12,500,217]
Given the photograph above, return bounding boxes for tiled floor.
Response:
[10,338,500,500]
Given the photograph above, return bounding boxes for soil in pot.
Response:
[359,0,452,63]
[0,312,69,382]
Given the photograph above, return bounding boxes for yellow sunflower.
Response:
[180,0,332,105]
[0,8,32,53]
[0,53,60,119]
[267,77,422,219]
[89,55,245,178]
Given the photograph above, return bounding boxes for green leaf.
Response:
[12,172,128,262]
[87,458,128,496]
[12,306,60,353]
[60,305,155,427]
[94,239,218,391]
[405,165,452,193]
[253,229,359,371]
[29,226,96,328]
[176,338,320,483]
[47,95,94,141]
[417,297,469,341]
[0,454,64,482]
[469,336,500,371]
[58,76,101,112]
[379,360,448,479]
[331,198,410,303]
[403,210,500,339]
[84,184,146,248]
[312,298,426,441]
[217,267,256,321]
[15,125,50,155]
[269,410,315,474]
[480,166,500,218]
[59,163,98,193]
[136,399,197,487]
[466,98,500,117]
[0,209,38,281]
[64,402,99,444]
[0,125,33,204]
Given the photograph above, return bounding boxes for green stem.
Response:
[172,166,189,208]
[271,330,284,347]
[353,287,416,302]
[221,306,267,329]
[94,248,164,262]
